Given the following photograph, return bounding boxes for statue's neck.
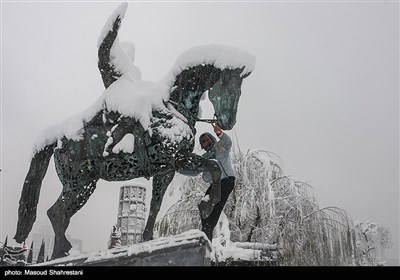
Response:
[169,64,220,129]
[169,89,202,128]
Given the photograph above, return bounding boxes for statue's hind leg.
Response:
[143,172,175,241]
[47,179,98,259]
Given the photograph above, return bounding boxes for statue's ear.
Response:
[238,66,252,79]
[241,71,252,79]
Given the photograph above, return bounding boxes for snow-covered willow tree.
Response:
[154,138,390,266]
[354,221,392,266]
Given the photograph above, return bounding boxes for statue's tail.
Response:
[14,142,57,243]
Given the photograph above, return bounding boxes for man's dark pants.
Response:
[200,176,235,240]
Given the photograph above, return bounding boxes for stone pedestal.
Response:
[32,230,211,266]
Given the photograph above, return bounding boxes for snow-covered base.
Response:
[32,230,211,266]
[29,229,279,266]
[208,212,280,265]
[211,240,280,265]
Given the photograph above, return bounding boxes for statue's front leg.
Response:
[177,153,221,219]
[197,161,221,219]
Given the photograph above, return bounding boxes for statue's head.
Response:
[208,67,252,130]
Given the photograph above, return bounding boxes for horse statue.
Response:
[14,3,255,260]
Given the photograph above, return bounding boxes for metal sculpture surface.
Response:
[14,3,254,259]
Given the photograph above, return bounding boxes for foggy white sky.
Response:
[1,1,398,264]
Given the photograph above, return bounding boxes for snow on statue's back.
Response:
[14,2,255,260]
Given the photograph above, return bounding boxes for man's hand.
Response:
[212,122,222,136]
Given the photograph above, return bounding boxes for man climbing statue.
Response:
[182,121,236,241]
